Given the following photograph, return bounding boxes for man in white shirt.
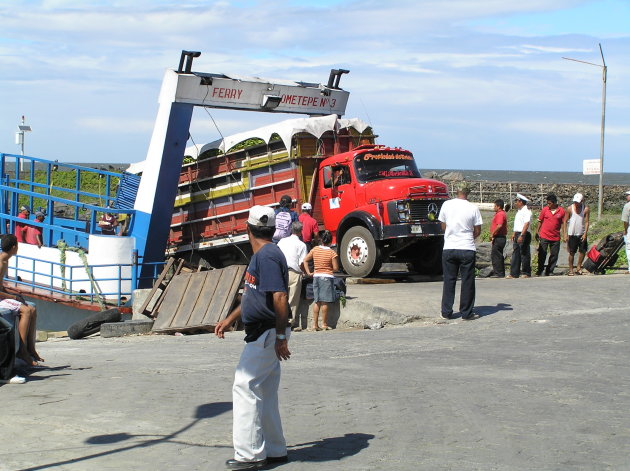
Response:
[277,222,308,330]
[621,190,630,274]
[508,193,532,278]
[438,184,482,320]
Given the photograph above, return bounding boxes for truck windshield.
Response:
[354,151,421,182]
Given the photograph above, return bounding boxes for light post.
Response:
[15,115,32,172]
[563,43,607,220]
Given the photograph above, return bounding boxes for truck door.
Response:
[319,163,354,234]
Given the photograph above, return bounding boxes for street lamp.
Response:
[15,115,32,172]
[563,43,607,220]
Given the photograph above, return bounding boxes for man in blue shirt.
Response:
[215,205,292,470]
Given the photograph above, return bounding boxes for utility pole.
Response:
[563,44,607,220]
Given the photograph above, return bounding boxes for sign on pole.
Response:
[583,159,601,175]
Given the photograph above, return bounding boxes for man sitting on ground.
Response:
[0,234,43,366]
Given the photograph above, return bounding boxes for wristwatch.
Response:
[276,334,287,340]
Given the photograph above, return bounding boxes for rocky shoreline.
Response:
[424,171,628,210]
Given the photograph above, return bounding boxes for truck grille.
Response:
[409,200,445,222]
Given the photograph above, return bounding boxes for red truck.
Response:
[168,116,449,277]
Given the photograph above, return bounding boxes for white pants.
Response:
[287,271,302,326]
[233,327,290,462]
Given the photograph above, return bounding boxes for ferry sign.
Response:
[164,70,350,116]
[583,159,601,175]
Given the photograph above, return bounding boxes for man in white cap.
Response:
[563,193,590,275]
[215,205,292,470]
[508,193,532,278]
[298,202,319,251]
[621,190,630,274]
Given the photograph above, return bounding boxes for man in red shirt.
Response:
[489,199,508,277]
[536,193,565,276]
[14,206,30,243]
[25,211,45,248]
[298,202,319,251]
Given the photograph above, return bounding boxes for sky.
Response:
[1,0,629,174]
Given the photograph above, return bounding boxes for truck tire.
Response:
[68,308,121,340]
[340,226,382,277]
[410,240,444,275]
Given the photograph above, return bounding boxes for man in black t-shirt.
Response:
[215,205,291,471]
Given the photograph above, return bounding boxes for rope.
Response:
[57,240,106,310]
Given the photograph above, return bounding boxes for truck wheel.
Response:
[410,240,444,275]
[340,226,381,277]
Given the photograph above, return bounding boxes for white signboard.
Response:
[583,159,601,175]
[168,71,350,116]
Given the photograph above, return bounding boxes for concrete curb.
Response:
[100,320,154,338]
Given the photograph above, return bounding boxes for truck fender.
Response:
[337,211,382,244]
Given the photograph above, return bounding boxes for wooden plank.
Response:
[152,273,192,331]
[186,270,221,327]
[168,272,209,328]
[201,265,245,326]
[138,258,175,316]
[151,265,245,333]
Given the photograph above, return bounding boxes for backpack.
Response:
[274,210,293,241]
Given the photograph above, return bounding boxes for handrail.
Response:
[0,152,125,178]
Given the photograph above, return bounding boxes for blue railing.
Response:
[8,251,165,307]
[0,153,137,247]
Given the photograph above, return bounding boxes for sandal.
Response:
[575,269,583,275]
[322,325,332,330]
[568,272,574,276]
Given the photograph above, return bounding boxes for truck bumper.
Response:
[381,222,443,239]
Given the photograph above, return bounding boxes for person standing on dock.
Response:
[215,205,291,470]
[621,190,630,274]
[489,199,508,278]
[508,194,532,278]
[277,221,307,331]
[14,206,30,243]
[563,193,590,276]
[438,184,482,320]
[25,211,45,248]
[535,193,565,276]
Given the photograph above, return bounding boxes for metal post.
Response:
[563,44,607,219]
[598,47,607,219]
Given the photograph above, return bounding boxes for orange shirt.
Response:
[311,246,337,276]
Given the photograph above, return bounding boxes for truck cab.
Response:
[315,145,449,277]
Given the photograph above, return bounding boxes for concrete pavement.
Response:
[1,274,629,470]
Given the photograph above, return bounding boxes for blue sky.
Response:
[1,0,629,173]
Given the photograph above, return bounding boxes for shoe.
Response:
[461,313,480,321]
[322,325,332,330]
[0,375,26,384]
[521,275,530,278]
[267,456,288,463]
[225,458,267,470]
[292,327,302,332]
[505,275,514,279]
[310,326,322,332]
[440,312,452,319]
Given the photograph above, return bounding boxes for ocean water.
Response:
[421,169,630,186]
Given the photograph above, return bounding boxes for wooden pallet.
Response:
[151,264,246,334]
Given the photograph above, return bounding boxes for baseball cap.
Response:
[301,202,312,211]
[19,206,30,212]
[247,205,275,227]
[625,190,630,195]
[573,193,584,203]
[515,193,529,203]
[279,194,292,207]
[35,211,46,218]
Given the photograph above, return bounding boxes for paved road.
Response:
[1,275,629,471]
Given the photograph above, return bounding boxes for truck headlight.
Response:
[397,201,409,222]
